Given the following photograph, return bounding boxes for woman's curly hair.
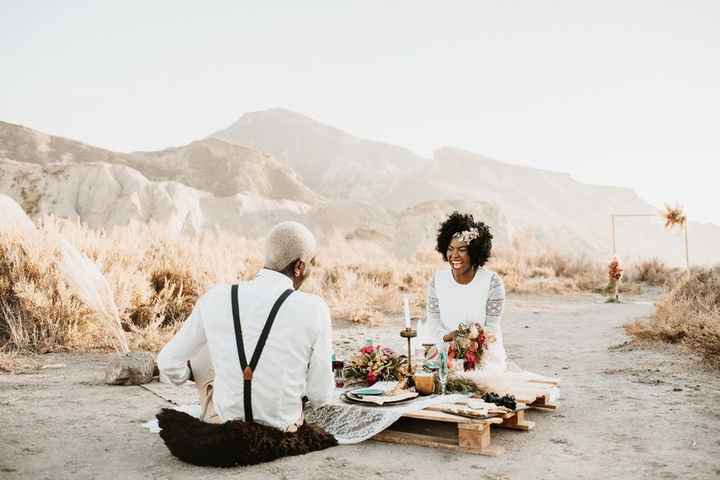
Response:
[436,211,493,268]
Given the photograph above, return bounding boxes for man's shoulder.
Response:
[203,283,231,300]
[288,291,329,314]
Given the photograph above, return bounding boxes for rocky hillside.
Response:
[213,108,429,200]
[2,113,718,266]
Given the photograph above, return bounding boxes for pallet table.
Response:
[372,408,505,456]
[371,375,559,455]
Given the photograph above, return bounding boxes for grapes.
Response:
[481,392,517,411]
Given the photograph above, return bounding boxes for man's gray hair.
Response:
[264,221,317,271]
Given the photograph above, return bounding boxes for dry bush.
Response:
[0,231,105,352]
[626,267,720,368]
[489,248,605,294]
[628,258,674,287]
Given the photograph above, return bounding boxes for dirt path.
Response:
[2,294,719,480]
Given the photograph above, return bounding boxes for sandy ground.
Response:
[2,293,720,480]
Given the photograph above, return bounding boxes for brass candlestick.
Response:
[400,327,417,375]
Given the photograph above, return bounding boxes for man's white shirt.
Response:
[157,269,335,431]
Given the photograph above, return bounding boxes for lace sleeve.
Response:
[418,274,445,344]
[485,272,505,334]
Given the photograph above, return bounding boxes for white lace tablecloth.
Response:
[304,390,469,444]
[140,381,469,444]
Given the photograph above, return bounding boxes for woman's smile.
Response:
[447,239,473,278]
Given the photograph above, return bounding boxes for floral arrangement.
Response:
[345,344,409,384]
[607,255,624,303]
[608,255,623,282]
[448,322,488,371]
[452,228,480,243]
[662,204,687,230]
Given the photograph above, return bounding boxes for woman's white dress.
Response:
[418,266,508,374]
[418,266,560,399]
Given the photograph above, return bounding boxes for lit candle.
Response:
[403,294,411,329]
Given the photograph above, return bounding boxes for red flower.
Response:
[360,345,375,355]
[367,370,377,384]
[464,351,477,370]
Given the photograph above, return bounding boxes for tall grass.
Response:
[626,267,720,368]
[1,216,670,354]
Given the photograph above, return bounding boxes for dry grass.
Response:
[1,216,672,354]
[0,230,101,352]
[626,267,720,368]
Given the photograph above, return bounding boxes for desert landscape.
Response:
[4,2,720,478]
[1,107,719,479]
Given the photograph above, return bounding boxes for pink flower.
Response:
[367,370,377,384]
[360,345,375,355]
[468,340,479,353]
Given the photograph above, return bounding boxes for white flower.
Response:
[452,228,480,243]
[469,325,479,339]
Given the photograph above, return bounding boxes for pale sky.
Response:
[1,1,718,224]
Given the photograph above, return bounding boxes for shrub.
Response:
[626,267,720,368]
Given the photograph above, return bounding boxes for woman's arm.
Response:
[418,274,449,345]
[481,272,508,371]
[485,272,505,336]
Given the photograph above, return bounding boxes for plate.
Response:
[341,391,419,406]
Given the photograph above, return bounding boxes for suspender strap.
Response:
[230,285,294,423]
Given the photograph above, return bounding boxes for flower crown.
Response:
[452,227,480,243]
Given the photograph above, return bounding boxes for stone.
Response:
[104,352,156,386]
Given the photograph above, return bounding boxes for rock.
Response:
[104,352,156,385]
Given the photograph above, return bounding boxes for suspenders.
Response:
[231,285,294,423]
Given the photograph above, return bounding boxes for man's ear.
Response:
[294,260,305,277]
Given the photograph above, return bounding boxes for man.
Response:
[157,221,335,432]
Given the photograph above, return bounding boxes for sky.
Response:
[1,1,718,224]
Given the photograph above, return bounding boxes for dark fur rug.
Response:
[156,408,337,467]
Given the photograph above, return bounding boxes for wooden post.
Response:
[611,215,616,255]
[684,223,690,271]
[614,280,620,303]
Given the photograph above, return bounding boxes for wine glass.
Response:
[437,346,449,395]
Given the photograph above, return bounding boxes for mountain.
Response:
[385,146,720,264]
[0,121,317,236]
[2,113,718,266]
[212,110,720,266]
[213,108,429,200]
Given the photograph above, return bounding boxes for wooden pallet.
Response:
[474,377,560,412]
[528,394,558,410]
[493,404,535,431]
[372,408,506,456]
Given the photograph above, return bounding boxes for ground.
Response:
[2,293,720,480]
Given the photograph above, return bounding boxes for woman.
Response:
[418,211,507,374]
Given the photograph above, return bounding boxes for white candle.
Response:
[403,295,411,329]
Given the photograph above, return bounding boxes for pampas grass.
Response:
[662,204,687,230]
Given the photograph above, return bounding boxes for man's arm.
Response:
[157,293,208,385]
[305,300,335,407]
